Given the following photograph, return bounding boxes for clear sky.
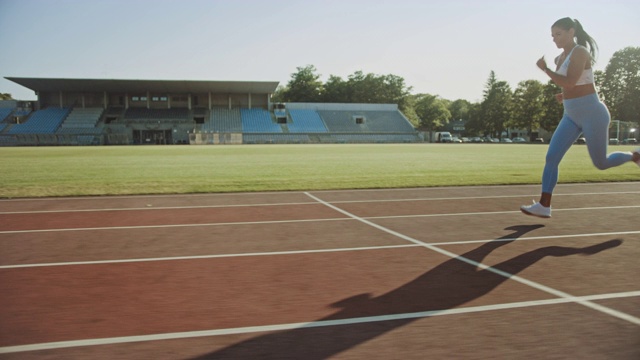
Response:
[1,0,638,103]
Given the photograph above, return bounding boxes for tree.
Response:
[322,69,418,125]
[0,93,13,100]
[271,85,288,103]
[594,70,605,90]
[447,99,471,122]
[540,80,563,132]
[600,46,640,122]
[464,102,483,136]
[479,71,513,137]
[280,65,324,102]
[511,80,545,135]
[322,75,349,103]
[397,95,420,128]
[343,71,411,104]
[413,94,451,130]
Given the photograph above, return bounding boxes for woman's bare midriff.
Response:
[562,83,596,99]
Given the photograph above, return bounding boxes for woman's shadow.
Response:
[191,224,621,359]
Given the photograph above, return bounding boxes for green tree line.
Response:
[274,47,640,137]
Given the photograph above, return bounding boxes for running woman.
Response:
[521,17,640,218]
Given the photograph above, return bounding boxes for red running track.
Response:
[1,183,639,359]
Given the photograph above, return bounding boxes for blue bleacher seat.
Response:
[287,110,328,133]
[204,108,242,132]
[8,107,70,134]
[317,110,415,133]
[0,108,13,122]
[241,108,281,133]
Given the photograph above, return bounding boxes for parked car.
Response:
[500,138,512,143]
[451,137,463,143]
[622,138,637,145]
[576,137,586,144]
[534,138,545,143]
[609,138,619,145]
[512,137,527,143]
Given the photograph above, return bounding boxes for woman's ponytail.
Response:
[552,17,598,63]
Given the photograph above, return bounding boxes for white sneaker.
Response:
[520,201,552,218]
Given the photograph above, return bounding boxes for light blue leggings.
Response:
[542,93,632,193]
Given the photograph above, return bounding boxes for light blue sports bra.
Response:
[556,46,594,86]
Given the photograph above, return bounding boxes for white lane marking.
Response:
[0,244,420,269]
[2,191,638,214]
[1,230,639,269]
[0,217,351,235]
[1,204,639,235]
[364,206,640,220]
[0,202,318,215]
[1,291,638,354]
[326,191,640,205]
[311,182,640,193]
[304,192,640,326]
[0,191,308,202]
[429,230,640,246]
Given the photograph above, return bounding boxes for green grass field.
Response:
[0,144,638,198]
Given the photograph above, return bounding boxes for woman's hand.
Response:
[555,93,563,103]
[536,56,548,71]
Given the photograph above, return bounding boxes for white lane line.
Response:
[429,230,640,246]
[304,192,640,326]
[0,181,635,209]
[2,205,639,235]
[0,217,351,235]
[1,291,638,354]
[2,230,639,269]
[310,182,640,193]
[327,191,640,205]
[2,191,638,215]
[363,205,640,220]
[0,191,308,202]
[0,244,420,269]
[0,202,318,215]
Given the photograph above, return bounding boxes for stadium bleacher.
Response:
[0,103,420,145]
[317,111,369,132]
[240,108,281,133]
[57,107,104,134]
[0,108,13,122]
[8,107,71,134]
[317,110,415,133]
[3,77,424,146]
[204,108,243,132]
[287,109,328,133]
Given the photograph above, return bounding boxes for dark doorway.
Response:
[134,130,172,145]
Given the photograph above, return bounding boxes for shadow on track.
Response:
[190,224,622,359]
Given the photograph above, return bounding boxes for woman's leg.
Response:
[521,115,581,218]
[541,114,582,196]
[580,102,633,169]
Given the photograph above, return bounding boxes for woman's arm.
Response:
[538,47,591,89]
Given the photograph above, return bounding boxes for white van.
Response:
[432,132,453,143]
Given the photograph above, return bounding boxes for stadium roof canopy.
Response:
[5,77,279,94]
